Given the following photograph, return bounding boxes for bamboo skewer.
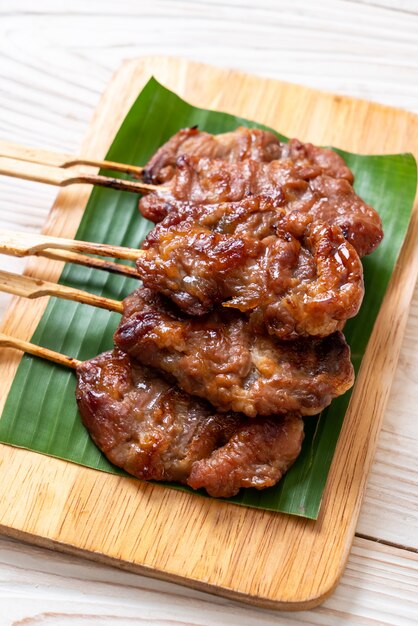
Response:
[0,269,123,366]
[0,332,80,369]
[0,156,161,194]
[0,229,140,260]
[0,140,145,177]
[0,270,124,314]
[29,248,139,278]
[0,228,141,278]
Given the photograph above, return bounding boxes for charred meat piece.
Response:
[137,201,364,339]
[142,126,353,184]
[139,155,382,256]
[142,195,285,242]
[140,156,308,221]
[76,349,304,497]
[142,126,282,184]
[114,288,354,418]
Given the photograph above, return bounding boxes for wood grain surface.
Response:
[1,535,417,626]
[0,55,417,612]
[0,1,418,623]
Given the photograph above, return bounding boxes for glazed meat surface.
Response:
[76,349,304,497]
[140,155,315,222]
[114,288,354,417]
[137,200,364,339]
[139,155,382,256]
[142,126,354,184]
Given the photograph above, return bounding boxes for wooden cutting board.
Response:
[0,57,417,611]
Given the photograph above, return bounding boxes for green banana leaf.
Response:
[0,78,416,519]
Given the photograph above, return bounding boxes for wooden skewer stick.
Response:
[0,228,141,277]
[0,332,80,369]
[0,270,124,314]
[0,140,144,176]
[0,157,162,195]
[0,229,140,261]
[31,248,139,278]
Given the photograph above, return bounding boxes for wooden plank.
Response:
[1,0,417,126]
[359,430,418,548]
[0,57,417,610]
[358,283,418,547]
[1,535,417,625]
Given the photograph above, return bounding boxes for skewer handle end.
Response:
[0,333,81,369]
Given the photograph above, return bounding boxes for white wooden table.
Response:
[0,1,417,623]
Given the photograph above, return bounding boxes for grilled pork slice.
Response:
[138,202,364,339]
[140,154,382,256]
[114,288,354,418]
[142,126,354,185]
[76,349,304,497]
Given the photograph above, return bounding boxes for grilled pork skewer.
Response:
[0,333,304,497]
[0,129,382,258]
[0,128,353,189]
[0,271,354,418]
[0,216,364,340]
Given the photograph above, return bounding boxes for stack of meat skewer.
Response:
[0,126,383,498]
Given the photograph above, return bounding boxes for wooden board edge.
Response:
[310,186,418,601]
[0,522,337,611]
